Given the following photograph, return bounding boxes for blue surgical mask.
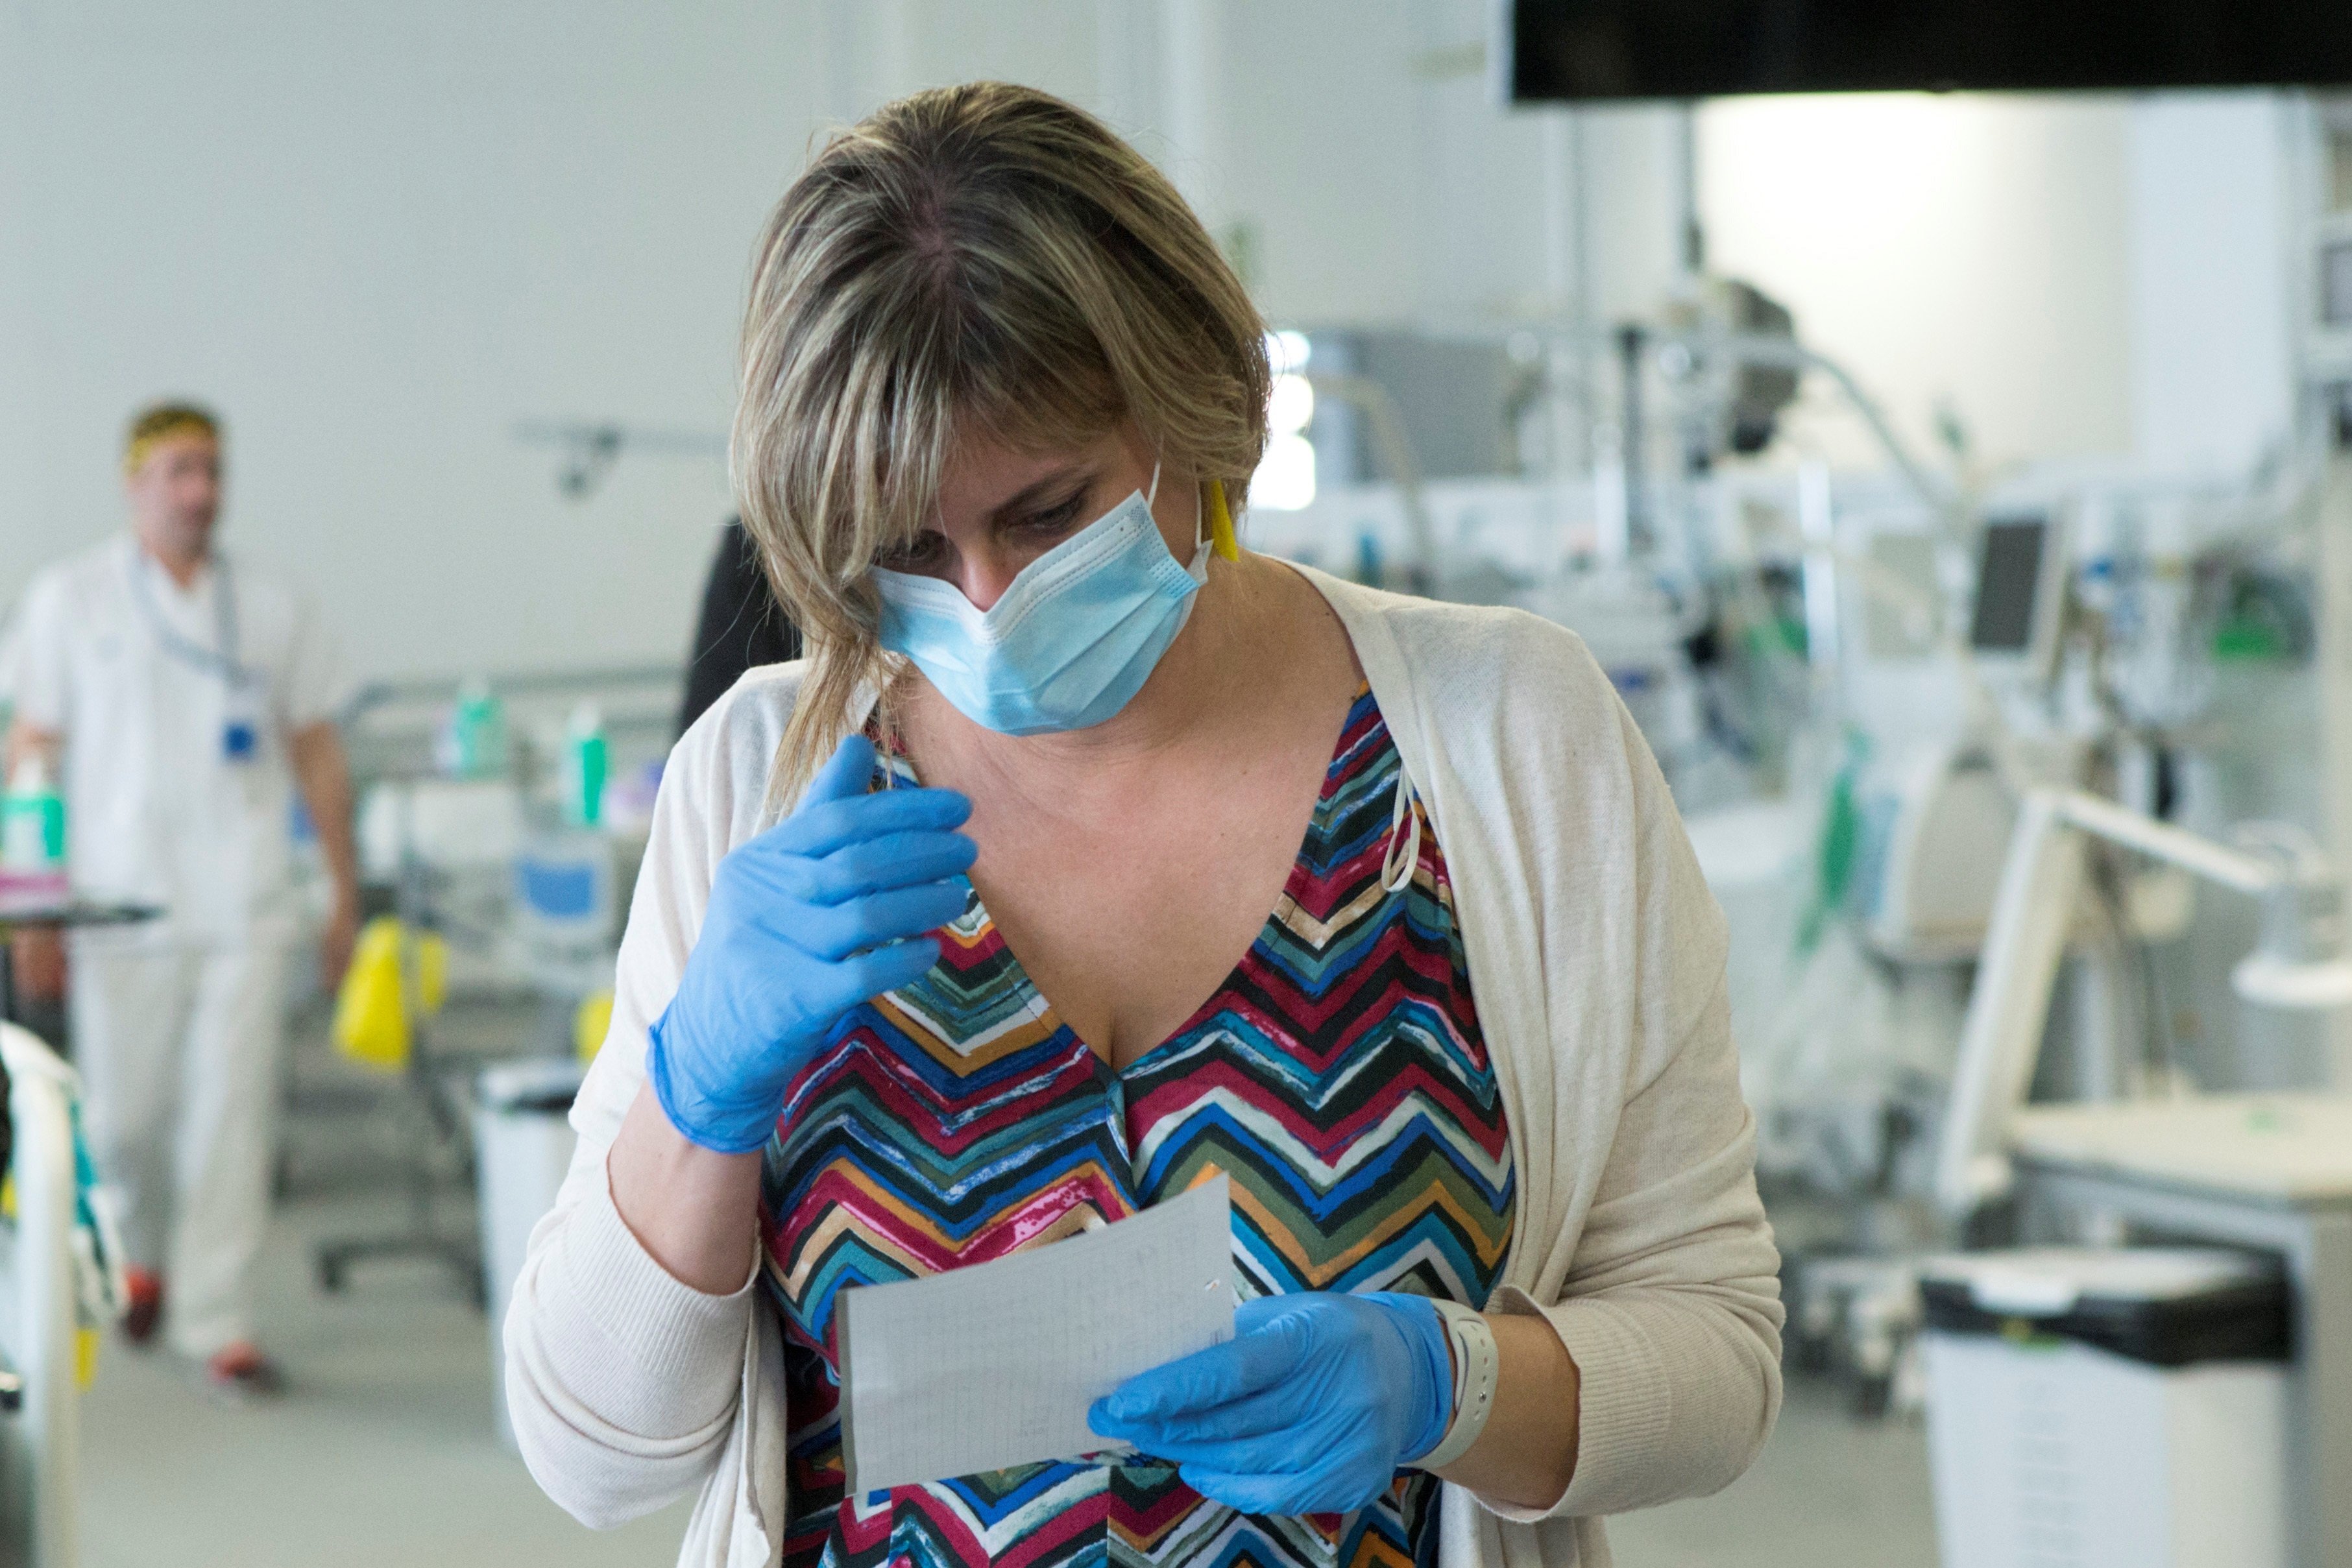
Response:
[871,468,1208,736]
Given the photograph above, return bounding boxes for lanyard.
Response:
[130,548,251,689]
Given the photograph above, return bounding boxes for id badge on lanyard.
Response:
[134,549,263,765]
[221,674,263,764]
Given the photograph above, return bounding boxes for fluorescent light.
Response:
[1267,329,1311,376]
[1254,432,1316,511]
[1270,372,1315,435]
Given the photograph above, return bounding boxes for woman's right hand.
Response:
[645,734,975,1153]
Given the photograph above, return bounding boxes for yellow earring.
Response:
[1207,479,1240,562]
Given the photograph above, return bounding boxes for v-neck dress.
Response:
[757,686,1516,1568]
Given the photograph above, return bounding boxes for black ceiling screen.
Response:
[1508,0,2352,100]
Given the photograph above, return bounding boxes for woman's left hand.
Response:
[1086,1292,1453,1515]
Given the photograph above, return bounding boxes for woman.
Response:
[508,82,1781,1568]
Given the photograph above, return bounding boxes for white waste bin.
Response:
[475,1058,583,1453]
[1920,1248,2290,1568]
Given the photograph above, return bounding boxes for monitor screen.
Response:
[1505,1,2352,100]
[1969,518,2048,654]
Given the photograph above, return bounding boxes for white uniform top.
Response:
[8,535,350,945]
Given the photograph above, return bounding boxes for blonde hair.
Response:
[732,81,1270,809]
[124,401,221,477]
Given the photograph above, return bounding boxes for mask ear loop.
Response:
[1159,457,1211,561]
[1381,771,1423,893]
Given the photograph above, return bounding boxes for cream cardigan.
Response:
[504,567,1784,1568]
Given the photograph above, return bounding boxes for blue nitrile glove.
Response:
[1086,1292,1454,1515]
[646,734,975,1153]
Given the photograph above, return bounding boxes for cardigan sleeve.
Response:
[1247,573,1784,1530]
[503,673,788,1529]
[1488,693,1785,1522]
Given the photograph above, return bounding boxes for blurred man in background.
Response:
[3,403,361,1397]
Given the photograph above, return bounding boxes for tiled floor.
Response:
[80,1183,694,1567]
[1605,1380,1939,1567]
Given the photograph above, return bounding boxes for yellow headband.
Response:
[123,417,219,477]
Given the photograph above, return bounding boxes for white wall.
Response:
[1693,90,2310,484]
[1697,93,2137,475]
[3,1,2279,685]
[0,0,1584,685]
[2127,94,2300,483]
[0,1,829,682]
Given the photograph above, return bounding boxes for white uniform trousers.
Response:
[69,937,288,1358]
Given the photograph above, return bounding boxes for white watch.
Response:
[1417,1298,1500,1471]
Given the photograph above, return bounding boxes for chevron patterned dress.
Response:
[759,686,1516,1568]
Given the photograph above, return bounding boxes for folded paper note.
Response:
[838,1174,1237,1491]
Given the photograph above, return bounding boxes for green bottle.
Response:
[564,704,607,828]
[1,756,67,884]
[449,681,508,780]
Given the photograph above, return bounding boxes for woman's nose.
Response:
[950,548,1024,613]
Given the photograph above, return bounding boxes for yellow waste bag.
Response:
[332,917,450,1072]
[334,919,407,1070]
[574,989,615,1063]
[415,927,449,1015]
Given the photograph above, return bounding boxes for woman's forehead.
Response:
[936,425,1141,515]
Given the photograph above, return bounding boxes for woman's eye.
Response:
[876,535,949,572]
[1021,496,1087,535]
